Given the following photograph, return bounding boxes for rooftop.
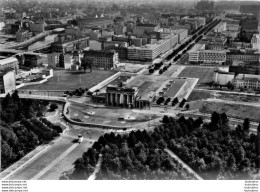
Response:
[0,57,18,66]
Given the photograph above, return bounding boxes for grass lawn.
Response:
[178,66,217,84]
[187,90,213,101]
[19,69,117,91]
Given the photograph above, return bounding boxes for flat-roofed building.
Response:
[233,74,260,90]
[189,44,226,65]
[83,50,118,70]
[133,23,159,37]
[51,35,89,53]
[127,34,178,61]
[0,69,16,94]
[214,22,226,33]
[213,70,235,85]
[0,57,19,74]
[226,49,260,64]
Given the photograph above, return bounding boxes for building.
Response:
[133,23,159,38]
[189,44,226,65]
[213,70,235,85]
[188,43,206,64]
[127,34,178,61]
[52,35,89,53]
[251,34,260,50]
[29,22,45,34]
[229,62,260,75]
[23,53,43,67]
[233,74,260,90]
[83,50,118,70]
[0,57,19,74]
[0,69,16,94]
[226,49,260,64]
[48,53,61,68]
[16,30,33,42]
[89,40,102,51]
[240,5,260,19]
[113,23,125,35]
[214,22,226,33]
[196,0,215,11]
[168,29,188,44]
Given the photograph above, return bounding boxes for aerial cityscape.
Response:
[0,0,260,182]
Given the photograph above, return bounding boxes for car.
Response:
[78,134,83,143]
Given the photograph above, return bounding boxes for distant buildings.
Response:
[29,21,45,34]
[83,50,118,70]
[51,35,89,53]
[16,29,32,42]
[226,49,260,64]
[196,0,215,11]
[133,23,159,38]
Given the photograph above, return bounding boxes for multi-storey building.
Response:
[226,49,260,64]
[133,23,159,38]
[229,63,260,75]
[189,43,226,65]
[83,50,118,70]
[51,35,89,53]
[127,34,178,61]
[0,57,19,74]
[0,69,16,94]
[214,22,226,33]
[233,74,260,90]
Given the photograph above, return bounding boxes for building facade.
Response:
[127,34,178,61]
[83,50,118,70]
[233,74,260,90]
[0,70,16,94]
[0,57,19,74]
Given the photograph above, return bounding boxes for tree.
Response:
[49,103,58,112]
[243,118,250,132]
[159,69,163,74]
[185,104,190,110]
[149,68,154,74]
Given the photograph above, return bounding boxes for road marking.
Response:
[30,143,79,180]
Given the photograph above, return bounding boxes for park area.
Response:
[178,66,217,85]
[67,102,160,128]
[19,69,117,92]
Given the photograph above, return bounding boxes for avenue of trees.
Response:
[0,91,62,170]
[69,111,259,180]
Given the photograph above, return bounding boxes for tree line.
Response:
[68,111,260,180]
[0,91,63,171]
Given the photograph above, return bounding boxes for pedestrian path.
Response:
[164,148,203,180]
